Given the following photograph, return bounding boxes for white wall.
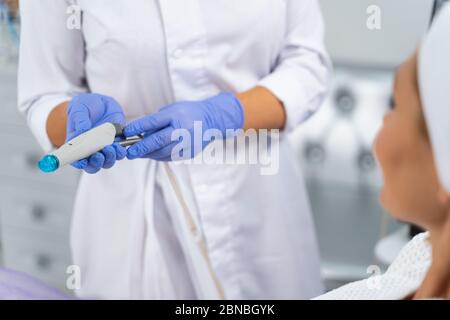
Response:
[318,0,434,68]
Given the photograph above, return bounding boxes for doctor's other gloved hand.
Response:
[123,92,244,161]
[66,93,127,174]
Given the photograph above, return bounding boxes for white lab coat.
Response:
[18,0,331,299]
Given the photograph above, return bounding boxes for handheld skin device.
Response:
[38,123,143,173]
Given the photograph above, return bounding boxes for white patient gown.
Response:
[316,233,432,300]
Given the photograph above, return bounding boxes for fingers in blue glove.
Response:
[101,96,127,127]
[66,110,92,141]
[112,143,127,160]
[102,144,128,169]
[67,95,101,139]
[70,142,127,172]
[71,159,88,170]
[84,152,105,174]
[146,141,180,161]
[67,93,126,141]
[123,111,172,138]
[127,127,174,159]
[101,145,116,169]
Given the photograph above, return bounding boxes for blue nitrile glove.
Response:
[66,93,127,174]
[123,92,244,161]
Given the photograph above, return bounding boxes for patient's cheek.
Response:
[373,125,404,208]
[374,126,392,172]
[375,122,407,172]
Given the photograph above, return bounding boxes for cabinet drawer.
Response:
[0,185,73,234]
[1,228,72,291]
[0,132,79,187]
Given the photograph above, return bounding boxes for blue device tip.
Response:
[38,155,59,173]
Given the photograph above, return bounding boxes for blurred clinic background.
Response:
[0,0,443,292]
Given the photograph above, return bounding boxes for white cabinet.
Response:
[0,64,79,293]
[2,227,73,291]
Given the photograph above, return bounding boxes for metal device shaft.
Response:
[117,135,145,147]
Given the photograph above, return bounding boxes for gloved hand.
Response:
[123,92,244,161]
[66,93,127,173]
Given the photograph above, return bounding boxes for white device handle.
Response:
[51,122,118,167]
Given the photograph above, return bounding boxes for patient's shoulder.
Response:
[314,232,431,300]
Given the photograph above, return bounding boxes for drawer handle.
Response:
[35,254,52,270]
[31,205,47,221]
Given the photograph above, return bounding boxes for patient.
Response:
[318,5,450,300]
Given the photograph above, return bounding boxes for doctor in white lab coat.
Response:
[18,0,330,299]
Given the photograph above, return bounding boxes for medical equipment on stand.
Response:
[37,122,144,173]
